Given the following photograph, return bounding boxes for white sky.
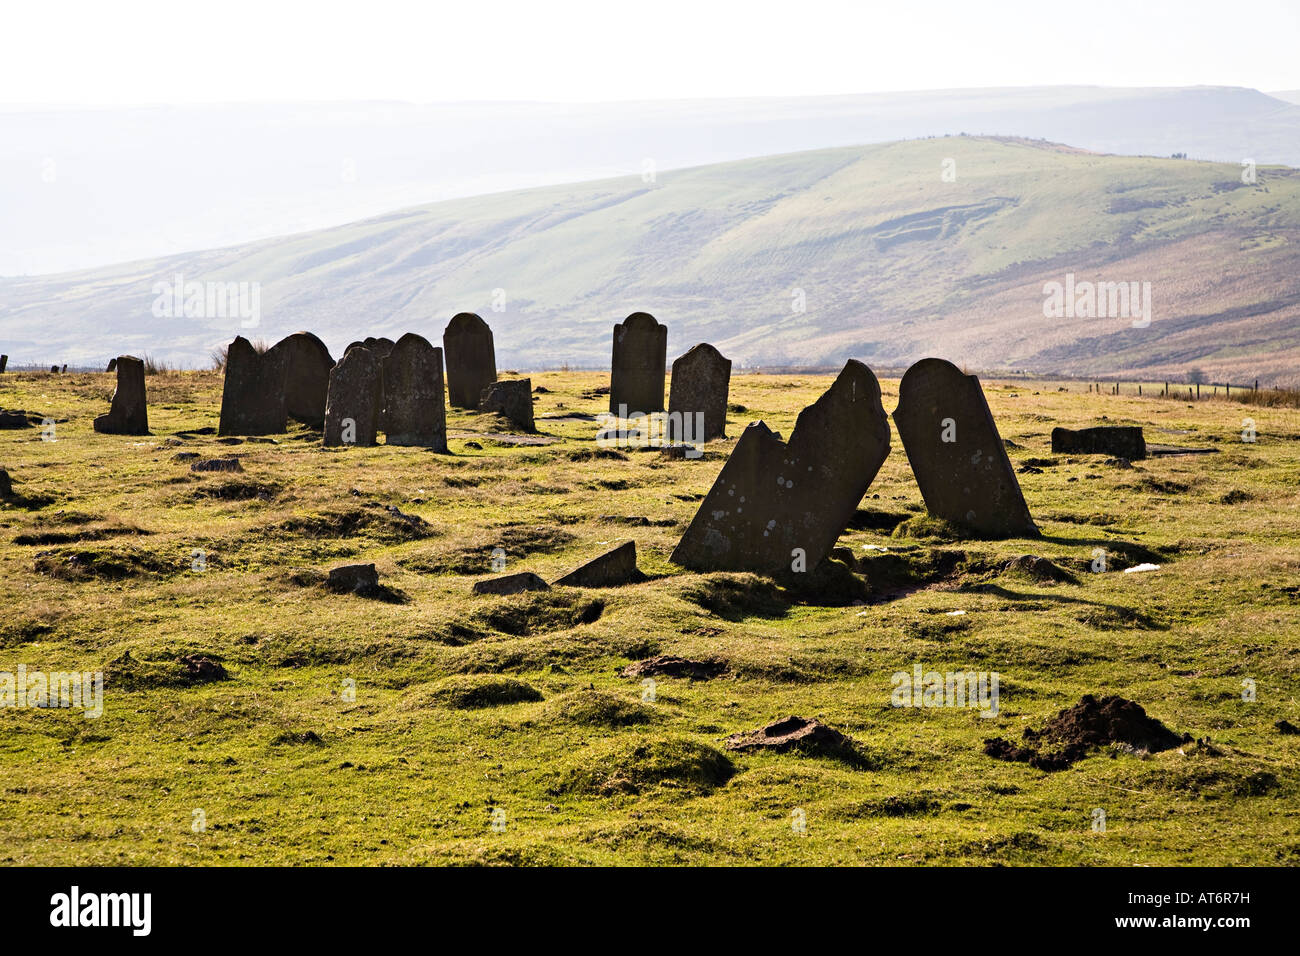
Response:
[2,0,1298,106]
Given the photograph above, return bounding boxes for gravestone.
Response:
[218,336,288,436]
[443,313,497,408]
[0,468,11,497]
[555,541,640,587]
[668,343,731,443]
[892,358,1038,538]
[363,337,396,360]
[1051,426,1146,460]
[609,312,667,416]
[0,355,8,372]
[92,355,149,435]
[265,331,334,428]
[50,366,58,373]
[671,360,891,573]
[106,358,117,372]
[324,346,383,447]
[479,378,534,431]
[473,572,550,596]
[382,333,448,449]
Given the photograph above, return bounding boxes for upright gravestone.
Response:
[0,355,7,373]
[443,313,497,409]
[671,360,891,574]
[382,333,448,449]
[609,312,667,417]
[892,358,1038,538]
[93,355,149,435]
[218,336,288,436]
[363,337,396,361]
[265,331,334,428]
[668,343,731,443]
[324,346,383,447]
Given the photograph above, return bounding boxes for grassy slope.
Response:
[1,369,1298,865]
[3,136,1299,384]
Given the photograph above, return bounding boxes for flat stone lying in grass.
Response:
[0,410,31,428]
[554,541,641,587]
[327,563,379,594]
[190,457,243,473]
[622,655,727,680]
[893,358,1037,539]
[1051,425,1147,460]
[92,355,149,435]
[473,572,550,596]
[672,360,891,574]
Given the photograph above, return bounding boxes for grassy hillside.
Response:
[3,136,1299,383]
[1,368,1298,864]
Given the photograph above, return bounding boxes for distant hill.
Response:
[2,135,1298,385]
[4,85,1299,276]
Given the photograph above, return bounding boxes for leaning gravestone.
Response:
[668,343,731,443]
[265,331,334,428]
[893,357,1038,538]
[479,378,534,432]
[0,355,8,373]
[443,313,497,408]
[92,355,149,435]
[1051,426,1146,460]
[324,346,383,447]
[218,336,288,436]
[671,360,891,574]
[382,333,448,449]
[609,312,667,416]
[105,358,117,373]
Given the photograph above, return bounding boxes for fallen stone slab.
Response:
[0,410,32,429]
[555,541,641,587]
[1146,444,1219,457]
[671,360,891,574]
[472,572,551,596]
[327,563,380,594]
[190,457,243,473]
[724,715,863,763]
[1051,426,1146,460]
[621,655,727,680]
[893,358,1037,539]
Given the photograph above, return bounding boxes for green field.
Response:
[1,368,1298,865]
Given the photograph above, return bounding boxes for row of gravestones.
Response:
[215,313,514,447]
[672,357,1038,574]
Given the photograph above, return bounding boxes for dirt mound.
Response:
[554,735,734,796]
[725,715,868,766]
[985,694,1189,771]
[473,591,605,636]
[546,689,654,727]
[1003,554,1076,583]
[622,655,727,680]
[681,573,789,620]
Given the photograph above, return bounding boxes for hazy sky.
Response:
[4,0,1298,106]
